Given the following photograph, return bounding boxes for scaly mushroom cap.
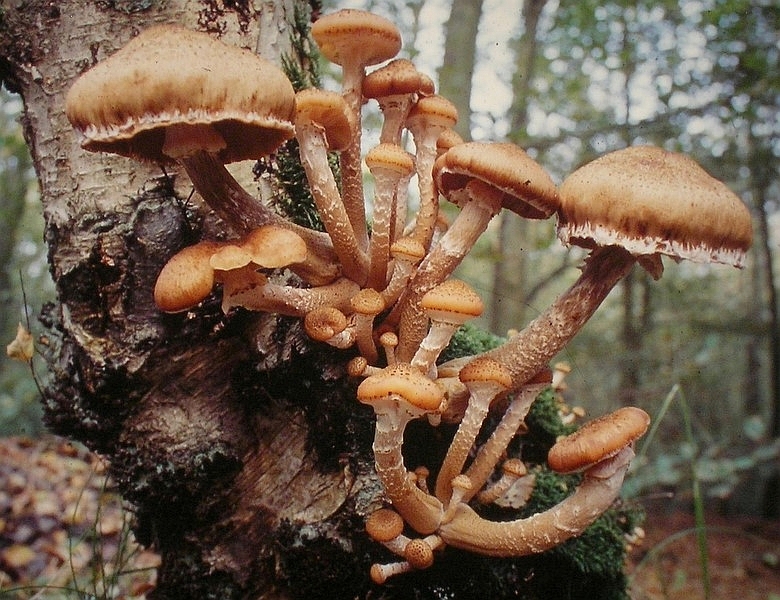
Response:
[239,225,307,269]
[304,306,349,342]
[365,143,415,177]
[311,9,402,68]
[421,279,484,325]
[357,363,444,412]
[294,89,354,151]
[458,357,513,390]
[557,145,753,267]
[434,142,560,219]
[365,508,405,543]
[547,406,650,474]
[363,58,435,99]
[66,24,295,163]
[406,95,459,133]
[154,241,223,313]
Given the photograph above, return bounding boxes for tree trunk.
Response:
[489,0,548,335]
[0,3,384,597]
[437,0,483,141]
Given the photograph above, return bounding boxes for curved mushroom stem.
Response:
[222,274,359,317]
[371,409,444,534]
[477,244,637,391]
[180,150,340,286]
[438,446,635,556]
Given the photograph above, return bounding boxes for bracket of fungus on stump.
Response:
[65,7,753,587]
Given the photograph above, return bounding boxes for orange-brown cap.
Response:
[66,25,295,163]
[557,145,753,267]
[406,95,459,133]
[547,406,650,474]
[153,241,223,313]
[357,363,443,412]
[363,58,435,99]
[304,306,349,342]
[434,141,559,219]
[311,9,402,68]
[458,357,513,389]
[294,88,354,151]
[365,143,415,177]
[365,508,404,542]
[404,538,435,570]
[421,279,484,325]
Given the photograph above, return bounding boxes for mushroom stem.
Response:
[394,181,503,361]
[479,244,636,390]
[222,275,359,317]
[371,411,444,534]
[296,122,369,284]
[438,446,635,556]
[180,151,339,285]
[339,67,370,251]
[461,381,546,503]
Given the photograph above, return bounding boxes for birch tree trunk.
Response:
[0,2,384,597]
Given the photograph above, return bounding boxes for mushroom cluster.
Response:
[65,9,753,584]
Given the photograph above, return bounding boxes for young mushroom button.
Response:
[153,241,224,313]
[477,144,754,393]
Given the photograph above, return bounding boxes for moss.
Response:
[438,322,506,363]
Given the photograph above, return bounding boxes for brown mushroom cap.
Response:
[239,225,307,269]
[365,508,405,543]
[153,241,223,313]
[458,357,513,389]
[557,145,753,267]
[294,88,354,151]
[421,279,484,325]
[365,143,415,177]
[403,538,435,570]
[363,58,435,99]
[547,406,650,474]
[311,9,402,68]
[66,24,295,163]
[304,306,349,342]
[434,141,560,219]
[357,363,444,412]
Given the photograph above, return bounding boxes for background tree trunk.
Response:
[0,2,386,597]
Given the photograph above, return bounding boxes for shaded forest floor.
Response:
[0,435,778,599]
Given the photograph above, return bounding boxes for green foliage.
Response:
[438,322,505,363]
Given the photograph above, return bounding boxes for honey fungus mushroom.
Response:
[476,145,754,392]
[65,24,337,286]
[437,406,650,557]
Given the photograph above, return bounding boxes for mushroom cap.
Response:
[436,128,465,157]
[458,357,513,389]
[239,225,307,269]
[294,88,354,151]
[363,58,435,99]
[547,406,650,474]
[403,538,435,570]
[557,145,753,267]
[66,24,295,163]
[390,236,426,264]
[153,240,223,313]
[365,143,415,177]
[350,288,386,316]
[421,279,484,325]
[406,95,459,133]
[357,363,444,412]
[311,9,402,68]
[365,508,405,542]
[434,142,560,219]
[304,306,349,342]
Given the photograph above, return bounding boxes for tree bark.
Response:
[0,2,385,598]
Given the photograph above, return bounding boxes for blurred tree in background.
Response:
[0,89,54,436]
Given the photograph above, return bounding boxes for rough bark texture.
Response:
[1,3,637,599]
[0,2,383,598]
